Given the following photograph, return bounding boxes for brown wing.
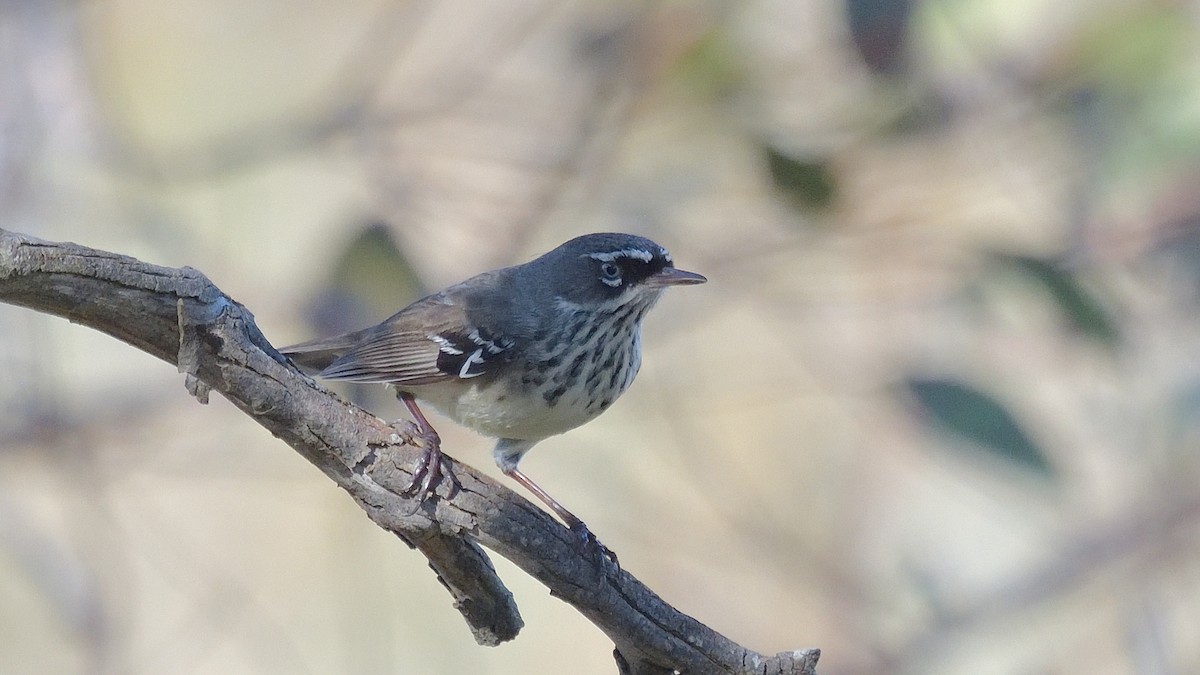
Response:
[282,290,513,386]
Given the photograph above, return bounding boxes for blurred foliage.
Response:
[5,0,1200,674]
[763,146,837,213]
[1063,4,1200,189]
[845,0,913,76]
[985,252,1121,348]
[671,27,746,99]
[1073,5,1188,87]
[307,221,427,337]
[905,376,1055,479]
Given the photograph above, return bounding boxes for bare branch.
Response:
[0,228,819,674]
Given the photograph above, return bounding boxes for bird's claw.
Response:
[400,442,442,499]
[392,421,445,500]
[570,520,619,571]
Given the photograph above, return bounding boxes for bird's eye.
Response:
[599,262,622,282]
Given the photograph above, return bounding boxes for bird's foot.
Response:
[390,420,446,500]
[402,439,442,499]
[502,466,617,572]
[393,392,452,500]
[569,519,620,572]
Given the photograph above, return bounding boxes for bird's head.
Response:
[528,233,706,312]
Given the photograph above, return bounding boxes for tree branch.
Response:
[0,228,819,674]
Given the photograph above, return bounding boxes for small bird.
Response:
[281,232,705,555]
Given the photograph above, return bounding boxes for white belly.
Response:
[400,377,607,442]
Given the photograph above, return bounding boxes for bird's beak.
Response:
[645,266,707,287]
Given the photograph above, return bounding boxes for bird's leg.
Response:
[395,391,444,499]
[504,467,619,569]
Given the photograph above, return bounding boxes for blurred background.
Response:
[2,0,1200,673]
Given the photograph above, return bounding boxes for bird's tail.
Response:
[279,333,365,374]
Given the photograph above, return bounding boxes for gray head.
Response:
[520,233,706,308]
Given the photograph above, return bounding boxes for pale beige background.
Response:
[3,0,1200,673]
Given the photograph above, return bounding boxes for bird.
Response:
[280,232,706,558]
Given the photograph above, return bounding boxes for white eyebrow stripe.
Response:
[586,248,653,263]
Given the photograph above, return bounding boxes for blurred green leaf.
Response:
[672,29,744,99]
[309,221,426,336]
[906,376,1055,479]
[329,222,425,303]
[1075,7,1187,88]
[989,252,1120,347]
[764,146,837,212]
